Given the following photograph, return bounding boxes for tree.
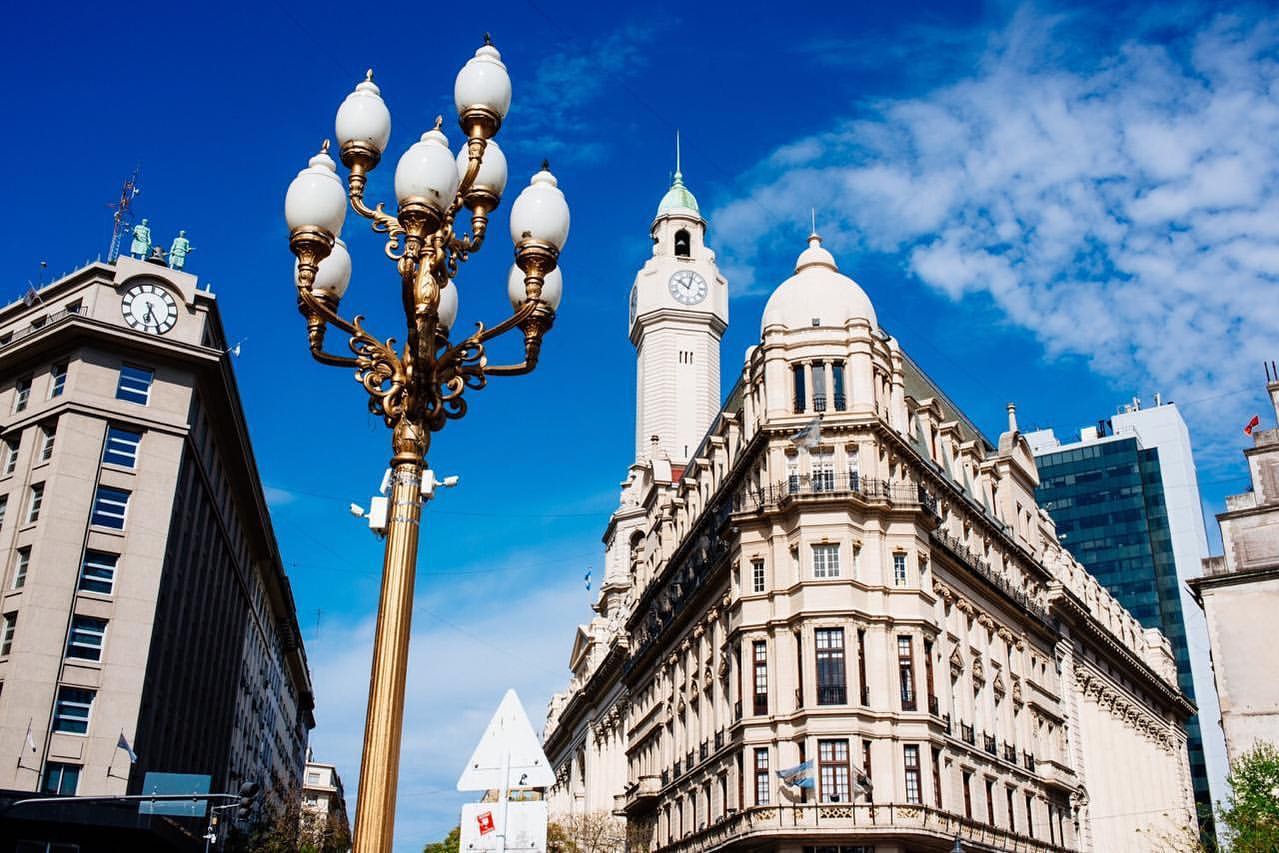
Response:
[547,811,627,853]
[423,826,460,853]
[1219,742,1279,853]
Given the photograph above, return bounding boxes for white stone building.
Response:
[543,175,1198,853]
[1191,370,1279,763]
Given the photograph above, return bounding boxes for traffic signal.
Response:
[236,781,261,822]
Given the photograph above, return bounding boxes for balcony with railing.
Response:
[714,730,725,750]
[686,750,695,771]
[1023,751,1036,772]
[983,733,997,756]
[931,528,1049,623]
[0,304,88,350]
[699,741,709,762]
[672,759,682,779]
[622,774,663,814]
[652,802,1071,853]
[735,474,935,515]
[813,393,827,412]
[942,713,952,735]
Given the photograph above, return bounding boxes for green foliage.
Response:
[1220,742,1279,853]
[423,826,460,853]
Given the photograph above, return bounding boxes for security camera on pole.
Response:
[457,690,553,852]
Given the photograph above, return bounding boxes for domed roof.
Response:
[760,234,876,334]
[656,170,700,217]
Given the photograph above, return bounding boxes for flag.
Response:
[777,760,814,788]
[1245,415,1261,435]
[116,732,138,764]
[789,416,823,449]
[24,719,36,754]
[855,766,874,800]
[584,568,591,591]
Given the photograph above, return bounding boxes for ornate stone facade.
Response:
[544,187,1196,853]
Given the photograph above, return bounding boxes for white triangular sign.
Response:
[457,689,555,791]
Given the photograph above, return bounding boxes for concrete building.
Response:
[302,757,351,849]
[1025,401,1225,823]
[543,176,1198,853]
[1190,370,1279,763]
[0,256,315,847]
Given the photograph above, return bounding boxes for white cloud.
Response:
[715,8,1279,459]
[305,567,583,852]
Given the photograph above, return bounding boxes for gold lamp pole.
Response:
[284,38,568,853]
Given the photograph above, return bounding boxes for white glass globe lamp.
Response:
[454,39,512,131]
[509,165,570,251]
[508,264,562,311]
[284,144,348,237]
[394,125,460,213]
[301,238,352,301]
[335,71,392,157]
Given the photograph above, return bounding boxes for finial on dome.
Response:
[1007,402,1019,433]
[810,207,818,239]
[672,130,684,186]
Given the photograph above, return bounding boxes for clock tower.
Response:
[628,164,728,465]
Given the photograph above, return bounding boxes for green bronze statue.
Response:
[129,219,152,259]
[168,230,195,270]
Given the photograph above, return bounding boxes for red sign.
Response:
[476,811,495,835]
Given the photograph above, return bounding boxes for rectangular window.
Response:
[115,365,154,405]
[42,762,80,796]
[857,628,869,705]
[1007,787,1016,832]
[812,448,835,491]
[49,362,67,398]
[812,543,840,578]
[898,636,916,711]
[26,483,44,524]
[986,779,996,824]
[893,552,908,586]
[832,361,846,410]
[12,546,30,589]
[67,616,107,661]
[13,377,31,413]
[753,640,768,716]
[1,611,15,655]
[751,559,765,594]
[0,494,7,530]
[103,426,142,468]
[792,364,806,413]
[79,551,118,595]
[90,485,130,529]
[754,748,770,805]
[861,740,873,803]
[812,361,827,412]
[963,771,973,819]
[924,639,937,713]
[38,423,55,462]
[1027,793,1035,837]
[818,739,850,803]
[53,686,94,734]
[3,439,17,476]
[904,745,922,804]
[795,630,804,710]
[815,628,847,705]
[932,747,943,807]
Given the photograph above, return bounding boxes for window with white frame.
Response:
[13,377,31,413]
[893,552,908,586]
[79,551,118,595]
[751,559,765,594]
[26,482,44,524]
[812,543,841,579]
[0,494,8,530]
[103,426,142,468]
[67,616,107,661]
[12,546,30,589]
[53,686,95,733]
[38,422,56,462]
[42,762,80,796]
[3,439,18,476]
[812,448,835,491]
[49,362,67,398]
[91,486,129,529]
[115,365,154,405]
[0,611,15,655]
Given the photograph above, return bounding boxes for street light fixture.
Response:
[284,37,568,853]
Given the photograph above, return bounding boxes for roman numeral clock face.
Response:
[121,282,178,334]
[669,270,708,306]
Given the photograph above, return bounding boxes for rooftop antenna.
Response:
[107,167,141,263]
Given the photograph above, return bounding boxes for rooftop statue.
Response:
[168,230,195,270]
[129,218,152,259]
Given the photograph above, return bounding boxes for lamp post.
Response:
[284,38,568,853]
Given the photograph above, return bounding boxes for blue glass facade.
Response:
[1036,437,1210,827]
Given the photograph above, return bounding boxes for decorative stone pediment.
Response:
[950,648,964,673]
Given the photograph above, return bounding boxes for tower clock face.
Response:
[629,285,638,325]
[121,281,178,334]
[668,270,708,306]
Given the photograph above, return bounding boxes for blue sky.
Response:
[4,0,1278,848]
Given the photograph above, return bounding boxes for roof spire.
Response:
[1007,402,1019,433]
[673,129,683,186]
[655,129,700,217]
[810,207,818,239]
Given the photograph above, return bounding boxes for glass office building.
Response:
[1034,434,1211,829]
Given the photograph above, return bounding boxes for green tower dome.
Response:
[656,170,700,217]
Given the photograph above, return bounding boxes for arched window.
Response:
[674,228,691,257]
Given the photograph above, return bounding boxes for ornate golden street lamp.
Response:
[283,38,568,853]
